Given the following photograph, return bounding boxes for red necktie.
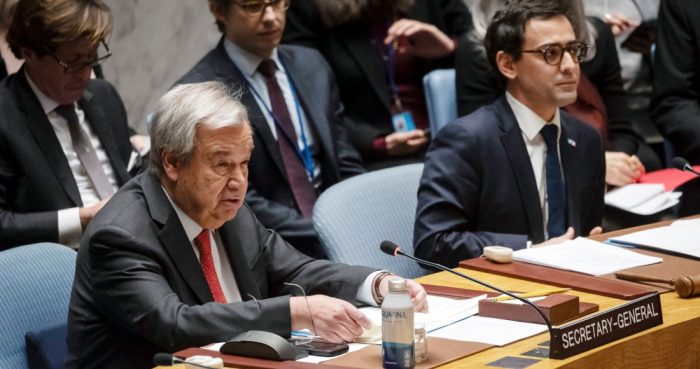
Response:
[257,59,317,218]
[194,230,227,303]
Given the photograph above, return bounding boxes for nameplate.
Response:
[549,292,662,359]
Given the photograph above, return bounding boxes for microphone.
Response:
[380,241,553,333]
[153,353,220,369]
[671,156,700,176]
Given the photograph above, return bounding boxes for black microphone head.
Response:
[153,353,175,366]
[380,240,401,256]
[672,156,690,171]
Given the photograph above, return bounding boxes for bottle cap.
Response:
[388,277,407,292]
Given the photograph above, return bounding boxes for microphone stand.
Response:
[386,245,553,333]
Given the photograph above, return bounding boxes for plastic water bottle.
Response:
[382,278,415,369]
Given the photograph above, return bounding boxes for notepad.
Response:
[512,237,663,276]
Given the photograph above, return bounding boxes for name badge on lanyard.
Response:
[386,29,415,133]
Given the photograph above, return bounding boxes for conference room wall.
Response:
[101,0,220,135]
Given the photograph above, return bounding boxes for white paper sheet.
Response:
[607,222,700,259]
[428,316,547,346]
[512,237,662,275]
[604,184,681,215]
[357,294,485,343]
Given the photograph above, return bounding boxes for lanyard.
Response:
[385,18,404,112]
[232,58,315,179]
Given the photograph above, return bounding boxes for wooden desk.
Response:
[417,269,700,369]
[165,219,700,369]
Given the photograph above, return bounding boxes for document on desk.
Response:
[607,220,700,259]
[357,294,485,343]
[512,237,663,276]
[604,183,681,215]
[428,316,547,346]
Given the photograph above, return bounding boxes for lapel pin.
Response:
[567,138,576,147]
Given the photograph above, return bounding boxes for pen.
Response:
[487,287,571,302]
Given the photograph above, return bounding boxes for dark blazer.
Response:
[651,0,700,164]
[0,69,135,249]
[283,0,472,166]
[0,56,6,81]
[414,96,605,267]
[176,40,365,257]
[65,173,375,369]
[456,18,644,157]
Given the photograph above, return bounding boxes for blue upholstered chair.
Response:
[423,68,457,135]
[0,243,76,369]
[313,163,427,279]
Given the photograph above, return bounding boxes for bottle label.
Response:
[382,342,415,369]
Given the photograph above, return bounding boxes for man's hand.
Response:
[290,295,370,343]
[605,152,645,187]
[385,130,429,157]
[385,19,455,59]
[377,276,429,313]
[604,14,638,36]
[533,227,575,247]
[79,199,109,230]
[533,226,603,247]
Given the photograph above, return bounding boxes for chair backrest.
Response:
[423,68,457,135]
[0,243,76,369]
[313,163,426,278]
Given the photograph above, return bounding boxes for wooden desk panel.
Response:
[419,269,700,369]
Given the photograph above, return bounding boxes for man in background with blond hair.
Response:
[0,0,140,249]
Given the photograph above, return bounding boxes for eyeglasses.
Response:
[233,0,290,15]
[521,42,589,66]
[50,39,112,74]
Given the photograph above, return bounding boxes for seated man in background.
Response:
[0,0,140,249]
[415,0,604,267]
[651,0,700,164]
[66,81,427,369]
[176,0,365,258]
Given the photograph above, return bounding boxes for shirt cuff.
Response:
[356,270,387,306]
[58,207,82,249]
[526,240,533,249]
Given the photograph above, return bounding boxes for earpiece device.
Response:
[483,246,513,264]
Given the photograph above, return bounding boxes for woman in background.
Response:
[284,0,472,169]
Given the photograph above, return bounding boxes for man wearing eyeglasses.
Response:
[414,0,605,267]
[0,0,141,250]
[176,0,365,259]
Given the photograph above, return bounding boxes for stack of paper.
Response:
[512,237,663,276]
[604,183,681,215]
[607,219,700,259]
[357,294,484,343]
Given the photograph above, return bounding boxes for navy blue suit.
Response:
[414,96,605,267]
[176,39,365,257]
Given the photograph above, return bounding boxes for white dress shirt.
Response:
[161,185,381,306]
[223,39,322,183]
[505,92,564,239]
[25,71,118,248]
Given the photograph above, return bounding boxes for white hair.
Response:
[148,81,249,178]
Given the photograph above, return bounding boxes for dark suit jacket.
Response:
[0,69,135,249]
[65,173,375,369]
[651,0,700,164]
[176,40,365,257]
[283,0,472,166]
[456,18,644,158]
[177,39,364,256]
[414,96,605,267]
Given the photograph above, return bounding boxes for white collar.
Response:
[505,91,561,141]
[223,38,282,79]
[25,69,61,114]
